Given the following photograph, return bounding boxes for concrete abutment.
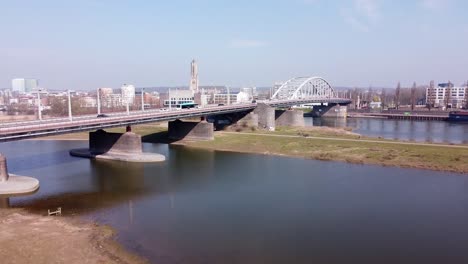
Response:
[168,120,214,140]
[275,109,305,127]
[253,103,276,131]
[0,153,40,195]
[70,129,165,162]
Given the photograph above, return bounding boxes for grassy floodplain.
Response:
[41,122,468,174]
[181,126,468,174]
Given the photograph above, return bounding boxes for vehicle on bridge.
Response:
[179,102,198,109]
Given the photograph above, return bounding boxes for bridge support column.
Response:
[236,112,259,128]
[70,130,165,162]
[322,105,347,118]
[304,104,338,117]
[0,153,39,195]
[168,119,214,140]
[275,109,305,127]
[226,112,259,131]
[253,103,275,131]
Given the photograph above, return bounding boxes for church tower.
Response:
[189,59,199,93]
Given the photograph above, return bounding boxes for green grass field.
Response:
[41,122,468,174]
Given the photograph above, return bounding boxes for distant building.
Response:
[236,91,250,103]
[80,96,97,108]
[121,84,136,105]
[241,87,257,100]
[426,83,467,109]
[213,94,237,105]
[272,82,290,99]
[11,78,38,93]
[190,59,199,93]
[99,87,113,97]
[162,89,194,107]
[25,79,38,92]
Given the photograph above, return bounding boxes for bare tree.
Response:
[445,81,452,109]
[395,82,401,110]
[381,88,386,110]
[465,81,468,109]
[426,80,435,111]
[410,82,417,111]
[352,88,359,109]
[368,86,373,102]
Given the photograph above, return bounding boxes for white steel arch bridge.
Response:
[271,76,335,100]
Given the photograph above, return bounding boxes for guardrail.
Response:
[0,98,351,141]
[0,104,256,141]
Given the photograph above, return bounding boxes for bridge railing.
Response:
[0,103,257,137]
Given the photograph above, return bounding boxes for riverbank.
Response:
[177,127,468,174]
[0,209,147,263]
[38,123,468,173]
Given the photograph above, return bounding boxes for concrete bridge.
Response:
[0,99,350,142]
[0,75,351,194]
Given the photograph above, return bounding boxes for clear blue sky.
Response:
[1,0,467,90]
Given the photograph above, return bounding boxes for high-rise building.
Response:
[11,79,25,92]
[189,59,199,93]
[25,79,38,92]
[11,78,38,93]
[426,83,467,109]
[121,84,136,105]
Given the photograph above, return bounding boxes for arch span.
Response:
[271,76,336,100]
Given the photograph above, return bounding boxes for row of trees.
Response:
[347,81,468,111]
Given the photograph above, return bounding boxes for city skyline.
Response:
[2,0,468,90]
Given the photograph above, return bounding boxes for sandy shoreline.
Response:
[0,209,147,264]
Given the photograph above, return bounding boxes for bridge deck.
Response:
[0,98,352,142]
[0,104,256,142]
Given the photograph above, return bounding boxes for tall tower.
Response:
[189,59,199,93]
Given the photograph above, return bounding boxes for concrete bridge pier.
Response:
[168,119,214,140]
[0,154,39,195]
[275,109,305,127]
[235,112,259,128]
[70,130,165,162]
[307,104,333,117]
[321,105,347,118]
[253,103,276,131]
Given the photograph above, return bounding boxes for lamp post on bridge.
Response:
[141,88,145,112]
[36,89,42,121]
[67,89,73,122]
[168,88,172,110]
[126,100,130,115]
[97,88,101,115]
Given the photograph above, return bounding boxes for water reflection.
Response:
[14,161,148,214]
[310,117,468,144]
[1,138,468,263]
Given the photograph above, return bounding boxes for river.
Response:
[2,140,468,264]
[307,117,468,144]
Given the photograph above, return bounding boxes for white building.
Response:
[164,89,194,107]
[99,87,113,97]
[121,84,136,105]
[236,91,250,103]
[272,82,290,99]
[426,83,467,109]
[11,78,38,93]
[213,94,237,105]
[80,96,97,108]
